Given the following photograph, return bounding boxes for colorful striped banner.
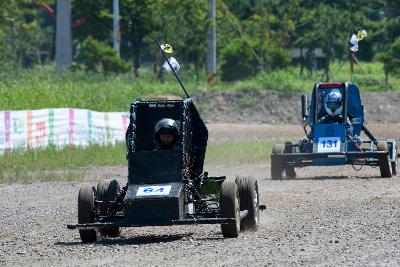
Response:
[69,108,74,147]
[27,111,33,149]
[5,112,10,151]
[49,109,54,144]
[0,108,129,154]
[87,110,93,144]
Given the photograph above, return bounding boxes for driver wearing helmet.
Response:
[154,118,180,150]
[318,89,354,137]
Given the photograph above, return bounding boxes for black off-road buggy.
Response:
[67,40,260,243]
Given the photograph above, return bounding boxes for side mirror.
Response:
[301,94,308,120]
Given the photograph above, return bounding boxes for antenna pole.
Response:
[155,38,190,98]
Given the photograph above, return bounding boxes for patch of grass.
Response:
[0,144,126,183]
[214,61,400,93]
[205,141,274,165]
[0,62,399,112]
[0,141,278,183]
[0,64,208,111]
[39,170,82,183]
[238,96,257,108]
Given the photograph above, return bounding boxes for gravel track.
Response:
[1,123,400,266]
[1,163,400,266]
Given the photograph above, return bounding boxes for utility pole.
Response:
[207,0,216,85]
[55,0,72,72]
[113,0,120,57]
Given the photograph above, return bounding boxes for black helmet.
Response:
[154,118,179,149]
[154,118,179,135]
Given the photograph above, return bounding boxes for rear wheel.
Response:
[284,142,296,179]
[78,185,97,243]
[235,177,259,231]
[220,181,240,238]
[377,142,392,178]
[96,179,121,237]
[271,144,285,180]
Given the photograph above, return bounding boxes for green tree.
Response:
[372,1,400,84]
[120,0,157,77]
[217,0,292,80]
[74,36,131,74]
[150,0,209,80]
[296,4,353,81]
[0,0,53,70]
[219,38,257,81]
[72,0,157,77]
[377,37,400,84]
[71,0,113,42]
[292,3,318,77]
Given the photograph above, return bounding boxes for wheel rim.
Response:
[253,184,259,225]
[235,190,240,230]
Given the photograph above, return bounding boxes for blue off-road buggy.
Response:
[67,39,260,243]
[271,82,398,179]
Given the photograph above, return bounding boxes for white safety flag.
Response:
[349,33,359,52]
[349,29,367,53]
[162,57,180,72]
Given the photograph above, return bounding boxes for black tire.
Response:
[392,145,398,176]
[220,181,240,238]
[235,177,259,231]
[392,160,398,176]
[96,179,121,237]
[285,167,296,179]
[78,185,97,243]
[284,142,296,179]
[377,142,392,178]
[271,144,285,180]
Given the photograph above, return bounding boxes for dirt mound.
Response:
[194,91,400,124]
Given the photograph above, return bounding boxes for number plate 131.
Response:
[317,137,341,152]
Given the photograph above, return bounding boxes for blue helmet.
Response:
[324,90,343,116]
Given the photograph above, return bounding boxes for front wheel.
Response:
[220,181,240,238]
[78,185,97,243]
[235,177,259,231]
[377,142,392,178]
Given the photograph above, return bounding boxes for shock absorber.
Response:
[362,125,377,142]
[185,182,207,212]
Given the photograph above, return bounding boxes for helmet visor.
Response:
[156,127,178,136]
[326,101,341,112]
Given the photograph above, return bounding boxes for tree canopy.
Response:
[0,0,399,83]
